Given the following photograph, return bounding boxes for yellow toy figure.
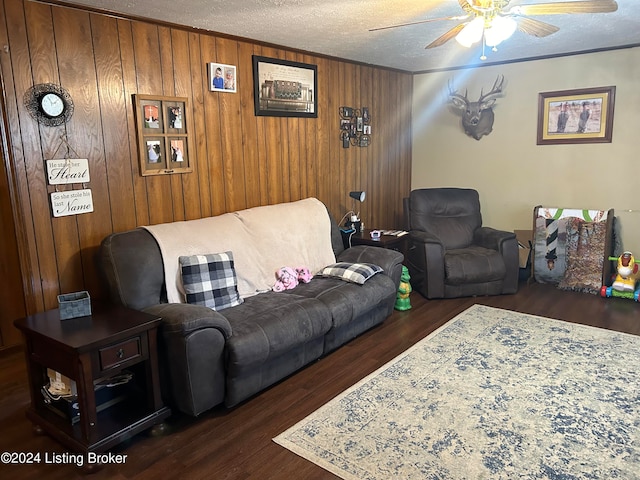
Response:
[395,265,412,311]
[612,251,640,292]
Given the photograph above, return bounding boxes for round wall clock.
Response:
[24,83,74,127]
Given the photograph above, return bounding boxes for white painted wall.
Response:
[412,47,640,255]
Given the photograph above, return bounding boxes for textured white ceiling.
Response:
[60,0,640,72]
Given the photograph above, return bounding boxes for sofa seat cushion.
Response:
[445,246,506,285]
[286,275,396,330]
[220,292,331,372]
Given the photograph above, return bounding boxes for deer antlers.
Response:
[448,75,505,107]
[478,75,505,103]
[447,79,469,107]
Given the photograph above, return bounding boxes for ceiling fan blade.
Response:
[509,0,617,15]
[425,23,467,49]
[369,15,469,32]
[467,0,512,9]
[516,17,560,37]
[458,0,475,14]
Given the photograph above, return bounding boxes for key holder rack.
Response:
[339,106,371,148]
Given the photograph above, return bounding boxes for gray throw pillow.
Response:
[179,252,243,310]
[319,262,383,284]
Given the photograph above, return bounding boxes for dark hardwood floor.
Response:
[2,281,640,479]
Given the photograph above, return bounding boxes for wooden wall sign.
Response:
[50,189,94,217]
[46,158,90,185]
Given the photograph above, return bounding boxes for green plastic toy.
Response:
[395,265,412,311]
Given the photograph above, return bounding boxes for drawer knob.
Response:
[117,348,124,359]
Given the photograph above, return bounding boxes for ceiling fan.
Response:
[370,0,618,57]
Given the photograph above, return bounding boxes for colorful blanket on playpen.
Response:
[533,207,611,294]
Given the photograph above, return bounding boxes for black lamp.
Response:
[345,191,366,233]
[349,191,366,202]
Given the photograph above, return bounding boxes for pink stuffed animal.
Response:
[273,266,299,292]
[273,266,314,291]
[296,266,313,283]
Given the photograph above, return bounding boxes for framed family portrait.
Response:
[208,63,237,93]
[134,94,192,176]
[537,86,616,145]
[252,55,317,118]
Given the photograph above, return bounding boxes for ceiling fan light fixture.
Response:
[455,17,484,47]
[484,16,517,47]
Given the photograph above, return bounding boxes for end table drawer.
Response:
[99,337,141,370]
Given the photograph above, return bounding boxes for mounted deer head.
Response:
[448,75,505,140]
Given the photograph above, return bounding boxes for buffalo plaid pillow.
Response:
[179,252,243,310]
[319,262,383,284]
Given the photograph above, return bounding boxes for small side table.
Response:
[350,228,408,254]
[14,304,170,455]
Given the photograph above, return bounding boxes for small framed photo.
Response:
[165,101,186,134]
[209,63,237,93]
[537,86,615,145]
[145,138,165,169]
[141,99,163,134]
[168,137,188,167]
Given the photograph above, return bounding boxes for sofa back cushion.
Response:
[99,228,166,310]
[238,198,337,284]
[100,198,340,309]
[144,197,336,302]
[143,212,265,302]
[329,213,346,257]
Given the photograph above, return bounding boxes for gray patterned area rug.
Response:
[274,305,640,479]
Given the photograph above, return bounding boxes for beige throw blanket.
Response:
[142,198,336,303]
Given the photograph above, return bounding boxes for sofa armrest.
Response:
[409,231,445,269]
[408,230,446,298]
[337,245,404,287]
[142,303,232,416]
[474,227,516,252]
[474,227,519,294]
[143,303,232,338]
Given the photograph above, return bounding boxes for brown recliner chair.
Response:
[405,188,519,299]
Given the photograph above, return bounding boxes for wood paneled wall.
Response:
[0,0,412,316]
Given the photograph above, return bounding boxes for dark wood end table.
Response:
[350,228,408,254]
[14,303,171,455]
